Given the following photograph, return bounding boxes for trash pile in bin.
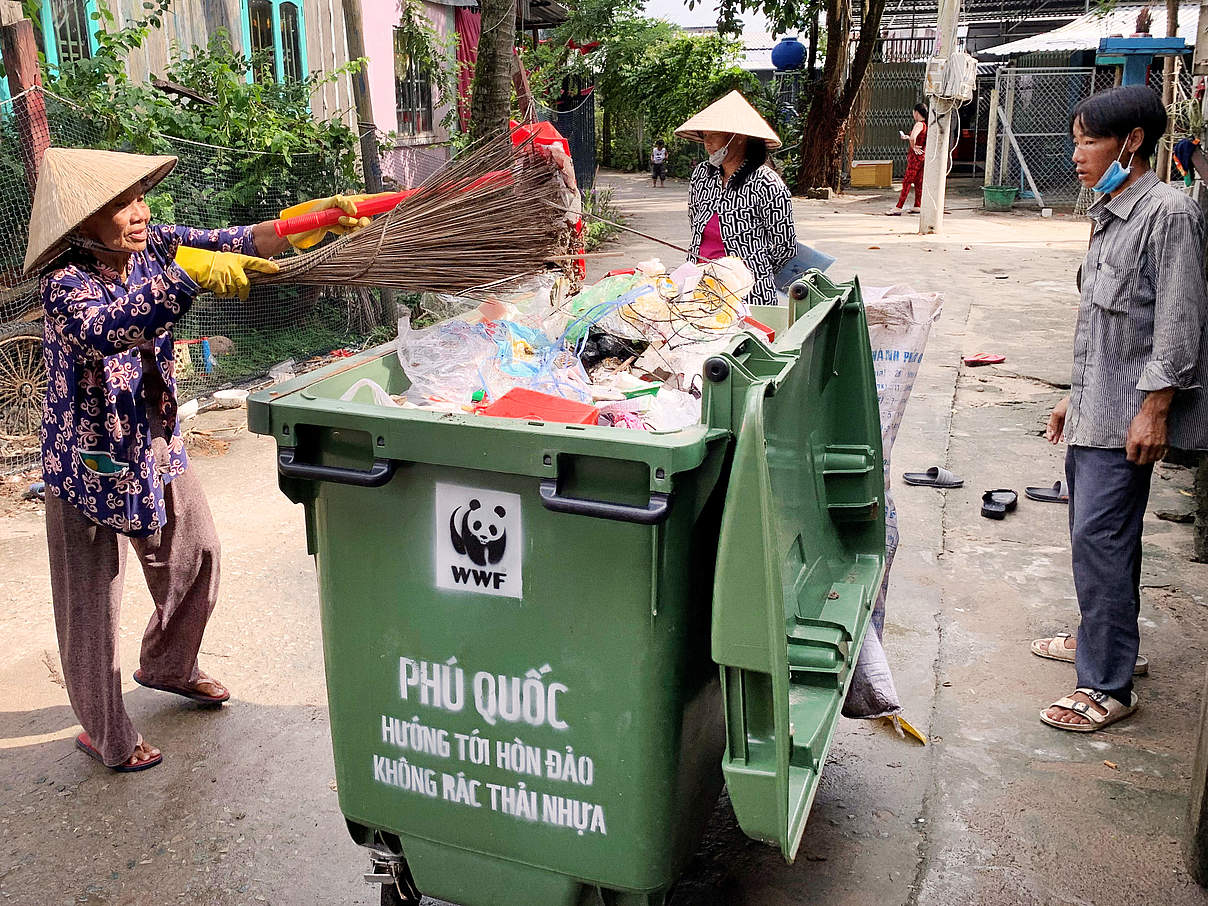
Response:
[379,257,771,431]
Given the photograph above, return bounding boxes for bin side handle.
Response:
[538,479,671,524]
[277,447,397,488]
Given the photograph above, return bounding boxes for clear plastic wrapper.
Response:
[642,387,702,432]
[396,311,496,407]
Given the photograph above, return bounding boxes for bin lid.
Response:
[705,272,886,861]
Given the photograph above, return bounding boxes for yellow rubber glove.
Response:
[278,192,393,250]
[175,246,280,301]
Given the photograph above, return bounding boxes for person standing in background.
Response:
[651,140,668,188]
[888,104,928,216]
[676,91,796,307]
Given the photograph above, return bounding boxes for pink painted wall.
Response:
[360,0,455,187]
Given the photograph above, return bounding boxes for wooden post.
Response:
[339,0,382,193]
[512,49,536,123]
[1,17,49,195]
[338,0,393,316]
[1158,0,1180,182]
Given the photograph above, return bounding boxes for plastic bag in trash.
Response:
[563,275,650,344]
[396,310,496,407]
[340,378,400,407]
[643,387,701,431]
[477,320,593,404]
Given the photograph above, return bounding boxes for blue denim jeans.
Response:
[1066,445,1153,702]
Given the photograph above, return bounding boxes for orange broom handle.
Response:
[272,169,514,237]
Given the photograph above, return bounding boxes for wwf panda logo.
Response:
[449,499,507,566]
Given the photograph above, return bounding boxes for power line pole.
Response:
[919,0,962,234]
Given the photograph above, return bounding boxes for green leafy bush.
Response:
[581,187,624,250]
[623,33,763,140]
[43,0,364,220]
[525,5,783,180]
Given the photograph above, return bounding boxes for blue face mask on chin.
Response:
[1093,150,1135,194]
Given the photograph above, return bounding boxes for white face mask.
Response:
[708,136,734,167]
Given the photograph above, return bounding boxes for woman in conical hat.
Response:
[675,90,797,306]
[30,147,373,772]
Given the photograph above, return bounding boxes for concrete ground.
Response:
[2,169,1207,905]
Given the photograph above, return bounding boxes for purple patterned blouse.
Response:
[40,224,257,536]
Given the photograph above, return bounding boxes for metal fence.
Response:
[852,62,927,179]
[1146,63,1196,101]
[986,66,1115,206]
[537,92,596,191]
[964,73,998,177]
[0,87,390,474]
[853,63,1002,180]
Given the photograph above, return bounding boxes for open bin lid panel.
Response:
[706,273,886,862]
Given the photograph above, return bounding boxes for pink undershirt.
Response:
[699,213,725,260]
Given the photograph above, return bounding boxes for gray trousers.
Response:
[45,465,221,766]
[1066,445,1153,702]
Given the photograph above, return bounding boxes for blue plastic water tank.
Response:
[771,36,806,71]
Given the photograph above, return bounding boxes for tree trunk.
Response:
[794,0,888,192]
[807,10,819,83]
[468,0,517,141]
[797,92,847,190]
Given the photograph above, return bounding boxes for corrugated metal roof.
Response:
[977,4,1199,56]
[859,0,1088,26]
[740,30,779,71]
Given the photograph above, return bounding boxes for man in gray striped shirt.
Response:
[1036,86,1208,732]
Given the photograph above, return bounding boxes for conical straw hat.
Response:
[674,90,782,150]
[24,148,177,274]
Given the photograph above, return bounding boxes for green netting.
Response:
[0,87,392,475]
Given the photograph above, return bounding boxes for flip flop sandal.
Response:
[886,208,903,216]
[76,732,162,772]
[1025,480,1069,503]
[902,466,964,488]
[1039,688,1138,733]
[980,488,1018,519]
[134,669,230,704]
[963,353,1006,366]
[1030,632,1149,675]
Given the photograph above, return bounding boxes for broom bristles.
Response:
[252,132,576,296]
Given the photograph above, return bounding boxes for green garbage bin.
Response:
[247,272,886,906]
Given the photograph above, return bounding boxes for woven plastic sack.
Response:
[843,285,943,720]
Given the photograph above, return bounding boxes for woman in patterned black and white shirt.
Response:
[675,91,797,306]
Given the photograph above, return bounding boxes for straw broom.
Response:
[252,132,579,296]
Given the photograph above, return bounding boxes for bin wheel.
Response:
[378,859,422,906]
[0,326,45,454]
